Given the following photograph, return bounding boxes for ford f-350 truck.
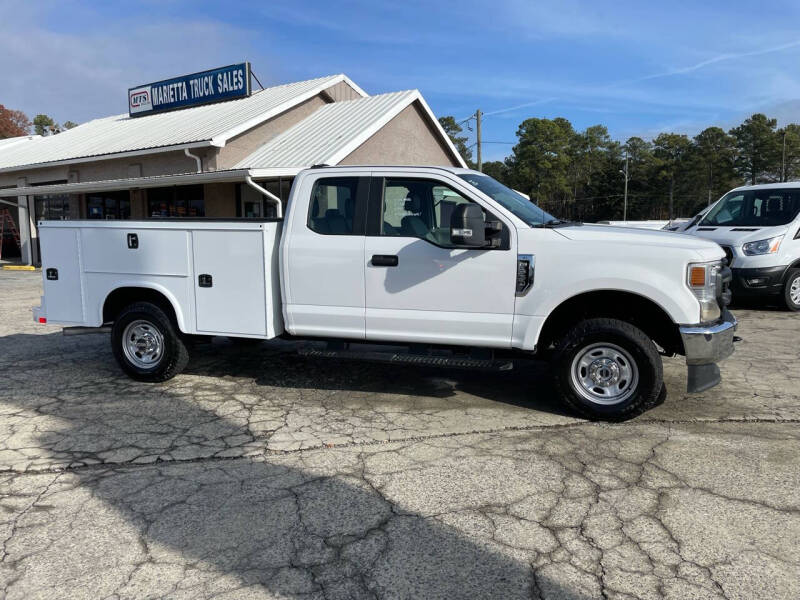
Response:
[33,166,737,420]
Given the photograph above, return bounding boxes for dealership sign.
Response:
[128,63,251,117]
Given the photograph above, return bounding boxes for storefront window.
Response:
[87,191,131,219]
[34,194,71,220]
[147,185,204,217]
[237,178,292,218]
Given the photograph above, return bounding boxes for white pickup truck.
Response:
[34,166,737,420]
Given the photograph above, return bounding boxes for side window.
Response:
[381,178,479,245]
[307,177,360,235]
[433,185,472,230]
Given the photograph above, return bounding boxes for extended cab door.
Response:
[282,175,369,339]
[364,174,517,347]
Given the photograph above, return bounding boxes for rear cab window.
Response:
[307,177,368,235]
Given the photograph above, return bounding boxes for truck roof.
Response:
[305,164,482,176]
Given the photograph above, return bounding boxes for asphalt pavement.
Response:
[0,270,798,599]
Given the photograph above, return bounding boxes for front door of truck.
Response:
[283,175,369,339]
[363,175,517,347]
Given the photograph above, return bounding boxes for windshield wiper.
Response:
[533,218,580,228]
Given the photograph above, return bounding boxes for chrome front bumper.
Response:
[678,311,738,393]
[679,311,738,366]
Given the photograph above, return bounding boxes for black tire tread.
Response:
[111,302,189,382]
[551,317,663,421]
[783,269,800,311]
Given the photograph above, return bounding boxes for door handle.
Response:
[198,274,213,288]
[371,254,399,267]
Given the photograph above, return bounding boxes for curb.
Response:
[2,265,37,271]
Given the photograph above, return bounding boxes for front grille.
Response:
[720,245,734,266]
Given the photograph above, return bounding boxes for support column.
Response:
[27,196,39,266]
[15,177,32,266]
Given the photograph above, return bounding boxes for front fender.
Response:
[513,257,699,350]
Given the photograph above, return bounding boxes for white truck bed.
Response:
[36,220,284,338]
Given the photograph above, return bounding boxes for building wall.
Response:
[214,95,328,170]
[322,80,363,102]
[339,102,460,167]
[130,190,146,218]
[0,150,204,189]
[203,183,237,217]
[0,165,68,188]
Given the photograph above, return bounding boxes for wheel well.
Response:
[103,287,178,326]
[537,291,682,356]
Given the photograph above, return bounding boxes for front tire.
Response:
[111,302,189,382]
[783,269,800,311]
[551,318,663,421]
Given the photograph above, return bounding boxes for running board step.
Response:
[298,347,513,371]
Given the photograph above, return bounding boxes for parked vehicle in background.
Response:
[596,220,671,230]
[667,206,713,233]
[662,217,696,232]
[682,183,800,310]
[33,166,737,421]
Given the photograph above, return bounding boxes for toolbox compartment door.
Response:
[39,227,85,324]
[192,229,267,336]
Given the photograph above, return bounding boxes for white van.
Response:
[683,183,800,310]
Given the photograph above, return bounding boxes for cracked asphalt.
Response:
[0,270,798,599]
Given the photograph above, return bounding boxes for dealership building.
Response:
[0,66,465,265]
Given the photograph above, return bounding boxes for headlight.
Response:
[687,261,722,323]
[742,235,783,256]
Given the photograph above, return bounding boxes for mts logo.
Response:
[129,86,152,114]
[130,90,149,107]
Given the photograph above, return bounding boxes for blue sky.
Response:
[2,0,800,161]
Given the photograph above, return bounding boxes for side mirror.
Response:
[450,204,486,247]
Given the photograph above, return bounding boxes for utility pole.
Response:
[620,150,629,221]
[669,177,674,222]
[782,130,787,182]
[708,161,713,206]
[475,109,482,172]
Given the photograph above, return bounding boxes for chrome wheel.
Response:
[790,276,800,306]
[122,320,164,369]
[570,343,639,405]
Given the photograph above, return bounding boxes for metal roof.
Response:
[0,135,40,150]
[235,90,466,169]
[0,75,363,172]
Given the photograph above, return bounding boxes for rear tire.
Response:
[551,318,663,421]
[111,302,189,382]
[783,269,800,311]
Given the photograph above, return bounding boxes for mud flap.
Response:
[687,363,721,394]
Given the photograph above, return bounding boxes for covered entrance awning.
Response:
[0,168,301,199]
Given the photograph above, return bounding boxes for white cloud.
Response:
[638,39,800,82]
[0,8,270,124]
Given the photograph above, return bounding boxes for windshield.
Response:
[701,188,800,227]
[458,174,556,227]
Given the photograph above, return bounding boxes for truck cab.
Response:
[34,166,738,421]
[682,183,800,310]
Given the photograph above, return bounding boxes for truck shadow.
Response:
[0,331,588,598]
[184,338,573,418]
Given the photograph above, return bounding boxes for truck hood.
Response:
[689,224,789,246]
[551,224,724,261]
